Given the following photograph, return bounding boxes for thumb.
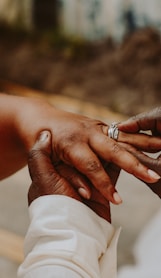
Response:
[28,130,81,205]
[28,130,53,183]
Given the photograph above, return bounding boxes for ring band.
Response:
[108,123,119,140]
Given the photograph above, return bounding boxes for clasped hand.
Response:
[28,131,114,223]
[119,107,161,197]
[19,99,161,205]
[28,107,161,223]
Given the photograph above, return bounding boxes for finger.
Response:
[55,163,91,199]
[118,142,156,165]
[146,153,161,197]
[118,143,161,198]
[118,142,161,176]
[118,113,154,133]
[118,131,161,153]
[28,131,80,201]
[132,150,161,176]
[28,131,52,183]
[89,133,161,184]
[84,187,111,222]
[99,160,121,206]
[104,163,121,187]
[61,142,122,205]
[122,145,161,198]
[118,108,161,133]
[85,200,111,222]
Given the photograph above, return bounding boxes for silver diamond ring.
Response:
[108,123,119,140]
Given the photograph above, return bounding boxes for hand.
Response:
[1,94,160,204]
[28,131,118,222]
[135,152,161,198]
[116,107,161,153]
[17,97,161,204]
[118,107,161,136]
[118,142,161,198]
[117,107,161,197]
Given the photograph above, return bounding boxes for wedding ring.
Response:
[108,123,119,140]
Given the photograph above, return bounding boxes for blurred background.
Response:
[0,1,161,277]
[0,0,161,115]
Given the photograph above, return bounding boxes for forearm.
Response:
[18,196,119,278]
[0,93,55,179]
[0,93,27,178]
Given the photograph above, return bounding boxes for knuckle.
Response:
[37,172,61,194]
[61,144,72,163]
[100,181,112,192]
[55,179,66,191]
[28,148,47,161]
[28,149,40,161]
[86,159,102,173]
[61,131,81,145]
[111,143,121,155]
[44,170,60,187]
[49,177,67,194]
[28,148,49,164]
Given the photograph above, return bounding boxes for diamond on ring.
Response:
[108,123,119,140]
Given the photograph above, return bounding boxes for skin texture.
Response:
[28,131,119,222]
[0,93,160,204]
[118,107,161,198]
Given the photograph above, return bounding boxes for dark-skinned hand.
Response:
[14,96,161,204]
[28,131,121,222]
[117,108,161,198]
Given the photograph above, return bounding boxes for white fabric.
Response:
[18,195,120,278]
[118,206,161,278]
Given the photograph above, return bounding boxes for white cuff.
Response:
[18,195,120,278]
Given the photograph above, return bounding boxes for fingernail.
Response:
[78,188,90,199]
[39,131,49,142]
[148,169,161,180]
[113,192,122,204]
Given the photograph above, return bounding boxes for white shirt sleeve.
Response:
[18,195,120,278]
[118,206,161,278]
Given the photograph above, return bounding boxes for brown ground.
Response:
[0,26,161,116]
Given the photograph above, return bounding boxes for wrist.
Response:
[14,95,53,151]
